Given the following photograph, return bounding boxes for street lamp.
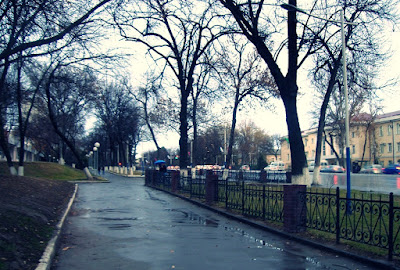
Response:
[281,4,357,205]
[94,142,100,175]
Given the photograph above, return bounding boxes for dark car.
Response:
[382,164,400,174]
[320,165,346,173]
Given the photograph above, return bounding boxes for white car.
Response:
[264,162,285,171]
[308,160,328,172]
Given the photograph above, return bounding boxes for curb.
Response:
[107,171,145,178]
[35,184,79,270]
[149,185,399,270]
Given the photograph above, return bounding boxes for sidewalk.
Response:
[50,173,392,270]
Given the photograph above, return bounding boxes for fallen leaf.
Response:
[62,247,72,251]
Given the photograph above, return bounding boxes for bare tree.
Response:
[133,74,170,159]
[113,0,230,169]
[218,0,310,183]
[215,36,277,169]
[305,0,398,184]
[43,64,98,178]
[96,80,141,168]
[0,0,111,174]
[236,120,273,167]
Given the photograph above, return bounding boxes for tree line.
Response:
[0,0,397,184]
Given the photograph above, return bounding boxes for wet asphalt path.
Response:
[52,173,378,270]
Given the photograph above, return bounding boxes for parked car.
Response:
[320,165,345,173]
[264,161,285,171]
[382,164,400,174]
[359,164,383,174]
[308,160,328,172]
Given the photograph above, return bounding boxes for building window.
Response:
[287,154,290,161]
[311,138,314,144]
[397,123,400,135]
[352,145,356,154]
[379,126,383,137]
[397,142,400,152]
[322,142,326,156]
[352,132,355,138]
[305,151,308,158]
[304,138,308,146]
[388,125,392,136]
[380,144,385,154]
[388,143,392,153]
[330,146,333,155]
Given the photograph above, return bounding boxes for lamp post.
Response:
[281,4,357,206]
[89,151,93,168]
[94,142,100,175]
[93,146,98,174]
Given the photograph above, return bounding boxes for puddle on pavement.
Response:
[97,217,139,221]
[163,207,322,266]
[222,225,325,267]
[165,208,219,227]
[105,223,133,230]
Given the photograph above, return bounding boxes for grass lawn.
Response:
[0,161,86,180]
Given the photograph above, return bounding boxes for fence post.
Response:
[171,170,179,193]
[151,170,157,187]
[242,180,245,215]
[389,192,394,261]
[205,170,218,204]
[262,185,266,220]
[336,187,340,244]
[260,170,267,183]
[225,177,228,209]
[189,172,193,198]
[283,185,307,233]
[285,171,292,183]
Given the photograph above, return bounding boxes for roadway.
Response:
[313,172,400,195]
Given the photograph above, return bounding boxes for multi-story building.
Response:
[373,111,400,166]
[0,131,40,162]
[281,110,400,170]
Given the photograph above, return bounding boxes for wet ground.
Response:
[52,173,380,270]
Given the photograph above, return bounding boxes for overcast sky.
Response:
[104,3,400,157]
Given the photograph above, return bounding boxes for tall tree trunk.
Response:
[313,61,341,185]
[226,99,239,169]
[282,93,309,185]
[192,97,198,166]
[179,90,189,169]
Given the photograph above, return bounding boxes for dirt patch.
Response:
[0,175,74,270]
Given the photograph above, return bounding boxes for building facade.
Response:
[0,131,40,162]
[281,110,400,170]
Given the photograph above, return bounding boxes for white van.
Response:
[308,160,328,172]
[264,161,285,171]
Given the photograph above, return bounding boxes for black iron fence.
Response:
[145,169,400,260]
